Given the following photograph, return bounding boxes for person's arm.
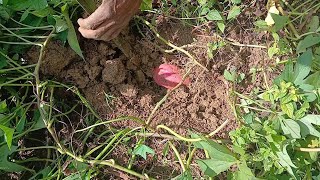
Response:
[77,0,142,41]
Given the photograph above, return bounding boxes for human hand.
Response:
[77,0,142,41]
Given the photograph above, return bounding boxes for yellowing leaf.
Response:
[265,6,279,26]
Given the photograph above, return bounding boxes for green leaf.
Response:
[217,21,225,33]
[140,0,152,11]
[277,61,294,83]
[0,125,14,150]
[0,100,7,113]
[28,0,48,10]
[206,10,223,21]
[231,0,241,5]
[32,109,46,130]
[268,45,279,58]
[304,71,320,88]
[0,54,7,69]
[276,144,297,178]
[192,135,237,162]
[53,15,68,33]
[224,69,236,82]
[0,145,25,172]
[133,144,155,160]
[172,170,193,180]
[293,49,312,85]
[19,9,29,22]
[227,6,241,20]
[233,163,255,180]
[0,6,10,21]
[254,20,268,30]
[280,103,294,119]
[296,35,320,53]
[280,119,301,138]
[271,14,289,32]
[298,115,320,138]
[62,173,82,180]
[61,4,84,59]
[243,112,254,124]
[196,159,235,177]
[307,16,319,32]
[197,0,207,6]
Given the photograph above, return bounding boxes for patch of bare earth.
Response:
[25,1,278,177]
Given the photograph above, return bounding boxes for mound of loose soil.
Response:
[26,11,276,138]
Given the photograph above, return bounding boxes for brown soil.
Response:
[25,2,277,177]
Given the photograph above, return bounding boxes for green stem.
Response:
[169,141,186,172]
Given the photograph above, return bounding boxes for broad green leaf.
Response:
[0,145,25,172]
[233,163,255,180]
[276,144,297,178]
[296,35,320,53]
[280,119,301,138]
[280,103,294,119]
[271,14,289,32]
[227,6,241,20]
[133,144,155,160]
[192,135,237,162]
[307,16,319,32]
[300,115,320,125]
[140,0,152,11]
[0,125,14,150]
[293,49,312,85]
[8,0,31,11]
[61,4,84,59]
[53,15,68,33]
[298,115,320,138]
[28,0,48,10]
[277,61,294,83]
[31,7,54,17]
[197,159,235,177]
[304,71,320,88]
[217,21,225,33]
[206,10,223,21]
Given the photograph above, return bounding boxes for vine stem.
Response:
[296,148,320,152]
[169,141,186,172]
[136,16,208,71]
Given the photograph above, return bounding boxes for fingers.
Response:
[77,3,114,30]
[78,21,116,39]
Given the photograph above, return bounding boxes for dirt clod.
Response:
[102,58,126,84]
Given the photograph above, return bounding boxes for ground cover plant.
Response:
[0,0,320,179]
